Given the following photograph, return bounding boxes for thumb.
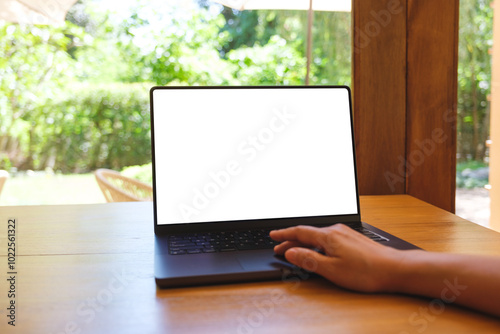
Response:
[285,248,331,276]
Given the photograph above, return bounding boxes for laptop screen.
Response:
[151,86,358,226]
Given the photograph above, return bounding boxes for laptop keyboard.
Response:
[168,229,277,255]
[168,226,389,255]
[351,226,389,242]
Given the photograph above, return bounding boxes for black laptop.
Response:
[151,86,419,288]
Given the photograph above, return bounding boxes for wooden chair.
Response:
[94,168,153,202]
[0,170,8,198]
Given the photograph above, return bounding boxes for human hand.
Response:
[270,224,407,292]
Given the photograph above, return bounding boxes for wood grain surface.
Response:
[406,0,459,213]
[352,0,459,213]
[352,0,407,196]
[1,196,499,333]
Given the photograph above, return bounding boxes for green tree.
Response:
[219,9,278,56]
[458,0,493,161]
[213,7,351,85]
[309,11,351,85]
[1,0,351,173]
[67,0,150,83]
[227,35,306,85]
[0,22,84,169]
[142,10,236,85]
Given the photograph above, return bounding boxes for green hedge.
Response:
[30,82,152,172]
[121,163,153,185]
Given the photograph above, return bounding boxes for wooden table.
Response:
[1,195,500,333]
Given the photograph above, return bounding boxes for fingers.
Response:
[270,225,329,251]
[271,224,357,256]
[284,247,333,279]
[271,224,398,292]
[273,240,307,255]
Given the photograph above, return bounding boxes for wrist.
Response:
[380,249,425,293]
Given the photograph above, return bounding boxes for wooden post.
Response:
[352,0,458,213]
[405,0,458,213]
[352,0,407,195]
[490,0,500,232]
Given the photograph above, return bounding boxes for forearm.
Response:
[389,250,500,317]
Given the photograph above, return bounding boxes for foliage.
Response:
[456,160,489,189]
[456,172,489,189]
[218,9,351,85]
[141,10,236,85]
[457,0,493,161]
[67,0,152,83]
[2,0,489,176]
[227,36,306,85]
[122,162,152,184]
[219,9,278,56]
[112,6,319,87]
[456,175,489,189]
[456,160,489,172]
[309,11,351,85]
[0,152,12,170]
[0,21,85,167]
[29,83,152,172]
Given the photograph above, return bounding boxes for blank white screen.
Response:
[152,87,358,225]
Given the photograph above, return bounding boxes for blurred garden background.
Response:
[0,0,351,205]
[0,0,494,227]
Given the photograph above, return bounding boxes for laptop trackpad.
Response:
[237,250,293,272]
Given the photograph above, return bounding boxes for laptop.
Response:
[151,85,419,288]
